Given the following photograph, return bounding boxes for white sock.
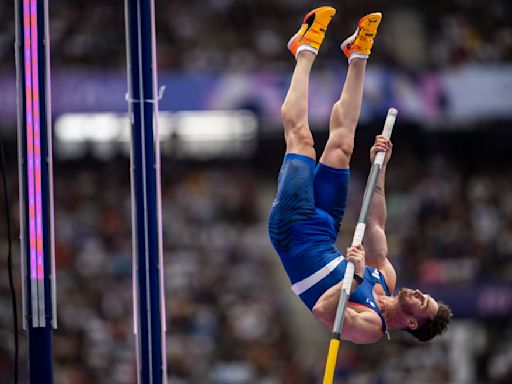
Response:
[296,45,318,59]
[348,52,368,64]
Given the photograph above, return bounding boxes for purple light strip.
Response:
[23,0,37,281]
[30,0,44,280]
[23,0,44,281]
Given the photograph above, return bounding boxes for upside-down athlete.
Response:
[268,7,452,344]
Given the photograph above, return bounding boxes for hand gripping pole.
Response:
[322,108,398,384]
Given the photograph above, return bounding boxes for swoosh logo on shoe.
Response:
[299,13,316,41]
[305,13,315,29]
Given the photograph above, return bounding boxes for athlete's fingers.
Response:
[374,136,387,144]
[373,142,389,151]
[347,245,363,254]
[374,137,392,150]
[371,145,385,153]
[374,135,390,145]
[346,248,365,275]
[353,243,364,252]
[347,246,364,260]
[346,255,363,265]
[375,134,391,143]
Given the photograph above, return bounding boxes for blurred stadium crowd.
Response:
[0,0,511,70]
[0,161,311,383]
[0,0,512,383]
[0,143,511,383]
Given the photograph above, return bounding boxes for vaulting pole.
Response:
[124,1,167,383]
[322,108,398,384]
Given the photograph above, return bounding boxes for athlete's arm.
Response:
[313,245,383,343]
[342,307,384,343]
[364,136,391,267]
[314,300,383,344]
[364,136,397,289]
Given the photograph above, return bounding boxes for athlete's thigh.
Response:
[269,153,317,253]
[313,162,350,232]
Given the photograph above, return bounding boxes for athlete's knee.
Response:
[330,100,358,132]
[281,105,314,148]
[285,127,314,150]
[325,129,354,159]
[281,102,306,128]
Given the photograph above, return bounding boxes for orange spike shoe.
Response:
[341,12,382,63]
[287,6,336,59]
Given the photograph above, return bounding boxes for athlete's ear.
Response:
[407,316,418,330]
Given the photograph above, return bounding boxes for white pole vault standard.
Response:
[323,108,398,384]
[125,0,167,383]
[15,0,57,382]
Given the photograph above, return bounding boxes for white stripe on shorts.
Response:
[291,255,345,296]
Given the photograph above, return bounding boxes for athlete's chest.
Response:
[348,281,387,313]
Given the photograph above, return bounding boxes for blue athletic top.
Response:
[348,265,392,332]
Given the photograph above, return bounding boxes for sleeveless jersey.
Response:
[349,265,392,332]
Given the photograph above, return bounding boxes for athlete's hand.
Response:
[370,135,392,166]
[346,244,365,277]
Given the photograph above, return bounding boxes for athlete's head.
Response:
[397,288,452,342]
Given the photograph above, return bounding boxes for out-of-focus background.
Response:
[1,0,512,383]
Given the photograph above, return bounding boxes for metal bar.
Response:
[15,0,28,332]
[140,1,165,381]
[149,0,168,375]
[15,0,55,381]
[126,0,145,377]
[323,108,398,384]
[22,0,40,328]
[30,0,46,327]
[135,1,153,380]
[43,0,57,330]
[125,1,166,383]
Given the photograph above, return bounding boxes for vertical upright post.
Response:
[15,0,56,383]
[124,1,167,383]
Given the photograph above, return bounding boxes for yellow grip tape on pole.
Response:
[323,338,340,384]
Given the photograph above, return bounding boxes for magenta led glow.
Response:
[23,0,44,280]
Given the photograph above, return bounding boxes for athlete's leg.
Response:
[319,58,367,169]
[319,13,382,169]
[270,53,329,280]
[314,13,382,229]
[281,51,316,159]
[281,6,336,160]
[269,7,336,259]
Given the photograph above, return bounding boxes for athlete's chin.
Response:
[397,288,411,309]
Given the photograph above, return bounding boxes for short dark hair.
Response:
[405,302,453,342]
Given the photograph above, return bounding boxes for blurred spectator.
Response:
[0,0,512,382]
[1,0,511,71]
[0,146,511,382]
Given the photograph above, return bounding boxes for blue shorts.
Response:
[268,153,350,309]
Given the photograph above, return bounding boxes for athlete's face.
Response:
[398,288,439,323]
